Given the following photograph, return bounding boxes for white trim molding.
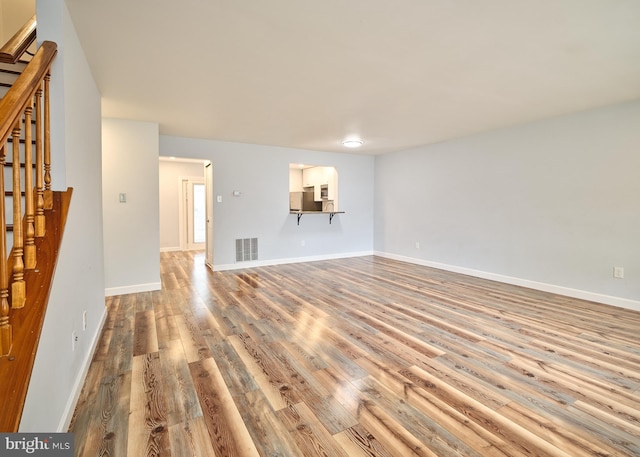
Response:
[105,282,162,297]
[160,246,182,252]
[375,251,640,312]
[214,251,374,272]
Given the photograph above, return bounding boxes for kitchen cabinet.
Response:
[326,167,337,203]
[302,166,323,188]
[303,166,337,203]
[302,166,324,201]
[293,164,339,211]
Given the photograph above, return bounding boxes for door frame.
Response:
[178,175,206,251]
[204,162,214,269]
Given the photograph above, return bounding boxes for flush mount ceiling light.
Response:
[342,139,364,148]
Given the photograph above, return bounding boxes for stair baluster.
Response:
[24,103,36,269]
[11,121,25,309]
[43,73,52,210]
[0,144,10,355]
[35,85,44,237]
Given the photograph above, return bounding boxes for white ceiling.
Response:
[64,0,640,155]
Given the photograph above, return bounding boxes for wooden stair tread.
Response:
[2,162,37,168]
[6,138,37,145]
[0,68,21,76]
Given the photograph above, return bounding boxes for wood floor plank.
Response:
[313,366,365,415]
[227,333,300,410]
[355,373,489,457]
[128,352,170,457]
[91,296,120,362]
[175,310,213,363]
[92,372,132,457]
[188,357,261,457]
[67,361,106,456]
[403,365,574,457]
[355,398,441,457]
[154,297,181,350]
[241,389,306,456]
[133,310,159,356]
[101,294,135,376]
[168,417,215,457]
[498,400,627,457]
[276,401,350,457]
[70,252,640,456]
[356,357,512,457]
[160,339,203,425]
[333,424,395,457]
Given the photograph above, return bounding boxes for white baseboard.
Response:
[214,251,374,271]
[375,251,640,312]
[58,305,108,431]
[105,282,162,297]
[160,246,182,252]
[160,246,204,252]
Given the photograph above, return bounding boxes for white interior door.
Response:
[205,162,214,268]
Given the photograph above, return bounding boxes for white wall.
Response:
[21,0,105,431]
[0,0,35,43]
[159,159,205,251]
[102,118,161,295]
[375,100,640,310]
[160,136,375,268]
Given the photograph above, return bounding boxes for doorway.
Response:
[159,157,213,263]
[180,177,206,251]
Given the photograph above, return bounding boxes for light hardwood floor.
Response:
[69,251,640,456]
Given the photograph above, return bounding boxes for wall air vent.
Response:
[235,238,258,262]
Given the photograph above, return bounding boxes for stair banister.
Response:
[0,16,68,431]
[0,40,57,353]
[0,42,57,146]
[0,15,37,64]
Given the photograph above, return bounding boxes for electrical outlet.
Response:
[83,311,87,331]
[613,267,624,279]
[415,241,420,249]
[301,240,306,247]
[72,331,78,351]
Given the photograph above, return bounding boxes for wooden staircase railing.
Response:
[0,26,57,356]
[0,15,37,64]
[0,15,71,432]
